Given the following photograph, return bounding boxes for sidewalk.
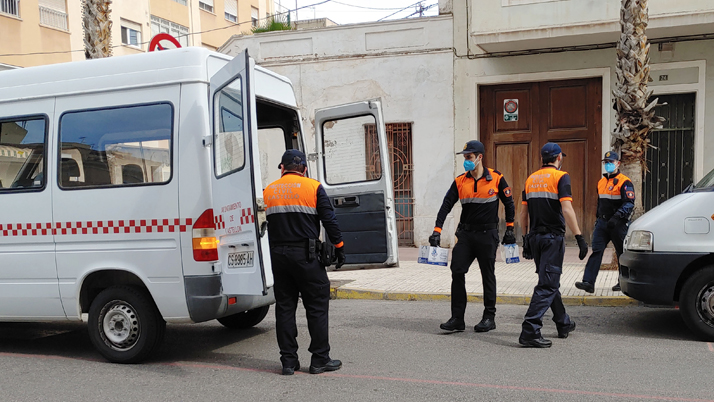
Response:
[328,247,637,307]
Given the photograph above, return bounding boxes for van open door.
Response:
[209,50,273,295]
[314,100,398,267]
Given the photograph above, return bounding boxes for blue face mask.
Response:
[605,162,617,174]
[464,160,476,172]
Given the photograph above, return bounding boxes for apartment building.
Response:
[0,0,273,67]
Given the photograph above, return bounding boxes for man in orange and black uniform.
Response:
[519,143,588,348]
[430,140,516,333]
[575,151,635,293]
[264,149,346,376]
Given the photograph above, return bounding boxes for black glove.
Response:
[575,234,588,260]
[522,235,533,260]
[335,247,346,269]
[428,231,441,247]
[607,216,620,231]
[502,226,516,245]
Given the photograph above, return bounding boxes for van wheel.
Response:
[217,305,270,329]
[88,286,166,363]
[680,268,714,341]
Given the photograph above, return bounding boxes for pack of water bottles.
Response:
[501,243,521,264]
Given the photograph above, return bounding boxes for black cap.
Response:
[541,142,566,159]
[279,149,307,168]
[457,140,485,155]
[602,151,620,162]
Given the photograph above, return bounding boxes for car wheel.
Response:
[88,286,166,363]
[680,268,714,341]
[217,305,270,329]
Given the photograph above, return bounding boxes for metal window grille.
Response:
[39,5,68,30]
[1,0,19,17]
[643,93,696,211]
[171,0,187,6]
[366,123,414,246]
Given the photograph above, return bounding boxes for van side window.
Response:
[322,115,382,185]
[58,103,173,189]
[0,116,47,191]
[215,78,245,177]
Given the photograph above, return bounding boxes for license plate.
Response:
[227,251,254,268]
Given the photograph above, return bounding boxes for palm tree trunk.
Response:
[611,0,665,220]
[83,0,113,59]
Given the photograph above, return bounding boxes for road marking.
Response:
[164,361,714,402]
[708,342,714,352]
[2,352,713,402]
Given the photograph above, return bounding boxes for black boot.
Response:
[439,317,465,332]
[474,317,496,332]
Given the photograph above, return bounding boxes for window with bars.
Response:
[366,123,414,246]
[225,0,237,23]
[1,0,20,17]
[150,15,189,47]
[199,0,213,13]
[38,0,68,31]
[171,0,187,6]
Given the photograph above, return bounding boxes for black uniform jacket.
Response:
[434,168,515,233]
[264,173,343,248]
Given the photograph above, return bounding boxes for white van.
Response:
[0,48,398,363]
[620,168,714,340]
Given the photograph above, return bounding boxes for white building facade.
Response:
[221,0,714,246]
[220,17,457,247]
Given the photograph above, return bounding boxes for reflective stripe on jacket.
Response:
[264,173,343,247]
[434,168,515,232]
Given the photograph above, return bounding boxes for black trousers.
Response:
[582,217,628,284]
[449,228,499,321]
[271,245,331,368]
[520,233,572,339]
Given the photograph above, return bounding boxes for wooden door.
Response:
[480,78,602,242]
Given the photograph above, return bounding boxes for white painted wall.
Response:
[468,0,714,52]
[221,17,457,246]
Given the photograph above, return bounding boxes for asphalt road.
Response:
[0,301,712,402]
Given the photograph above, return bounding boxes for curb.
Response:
[330,287,639,307]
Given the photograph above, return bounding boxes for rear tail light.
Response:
[193,209,219,261]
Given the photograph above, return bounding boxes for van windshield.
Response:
[694,168,714,190]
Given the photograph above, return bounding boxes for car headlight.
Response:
[627,230,653,251]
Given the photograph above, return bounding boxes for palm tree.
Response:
[83,0,113,59]
[607,0,665,270]
[611,0,665,218]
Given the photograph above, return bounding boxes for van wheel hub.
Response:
[102,302,140,350]
[697,284,714,322]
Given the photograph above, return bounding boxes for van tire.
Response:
[88,286,166,363]
[217,305,270,329]
[680,268,714,341]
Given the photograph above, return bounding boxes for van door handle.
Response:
[333,196,359,208]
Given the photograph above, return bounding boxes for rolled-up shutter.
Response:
[38,0,66,12]
[224,0,237,17]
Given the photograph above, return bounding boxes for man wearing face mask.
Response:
[429,140,516,333]
[575,151,635,293]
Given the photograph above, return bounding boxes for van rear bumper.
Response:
[620,251,706,305]
[184,275,275,323]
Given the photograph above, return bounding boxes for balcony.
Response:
[39,6,69,31]
[470,0,714,53]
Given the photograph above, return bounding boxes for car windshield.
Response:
[694,167,714,189]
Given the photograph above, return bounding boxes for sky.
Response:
[273,0,440,26]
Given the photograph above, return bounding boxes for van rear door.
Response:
[209,50,272,295]
[314,100,398,267]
